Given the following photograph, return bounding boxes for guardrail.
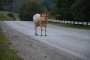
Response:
[48,19,90,26]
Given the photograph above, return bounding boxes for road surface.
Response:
[4,21,90,60]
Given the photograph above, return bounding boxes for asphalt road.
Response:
[4,21,90,60]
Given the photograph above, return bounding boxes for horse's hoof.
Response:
[45,35,47,36]
[41,35,43,36]
[35,34,38,36]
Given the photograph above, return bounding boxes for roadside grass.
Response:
[0,27,22,60]
[0,11,20,21]
[49,22,90,30]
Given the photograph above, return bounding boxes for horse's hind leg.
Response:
[35,26,38,36]
[45,27,47,36]
[41,26,43,36]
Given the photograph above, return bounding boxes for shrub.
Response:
[7,12,16,20]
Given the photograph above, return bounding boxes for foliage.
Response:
[53,0,75,20]
[7,12,15,18]
[19,0,47,21]
[0,0,14,11]
[53,0,90,22]
[41,0,54,12]
[0,11,20,21]
[0,27,21,60]
[0,0,89,22]
[70,0,90,22]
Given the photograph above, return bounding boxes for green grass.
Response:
[0,11,20,21]
[0,27,21,60]
[49,22,90,30]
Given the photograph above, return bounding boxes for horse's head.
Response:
[40,12,48,21]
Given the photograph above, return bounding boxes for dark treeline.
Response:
[15,0,54,21]
[0,0,14,11]
[53,0,90,25]
[0,0,54,21]
[0,0,90,24]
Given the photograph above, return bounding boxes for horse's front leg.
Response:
[40,21,43,36]
[41,26,43,36]
[45,27,47,36]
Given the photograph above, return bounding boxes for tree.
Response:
[70,0,90,25]
[0,0,14,11]
[19,0,47,21]
[0,0,7,10]
[53,0,75,20]
[52,0,90,25]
